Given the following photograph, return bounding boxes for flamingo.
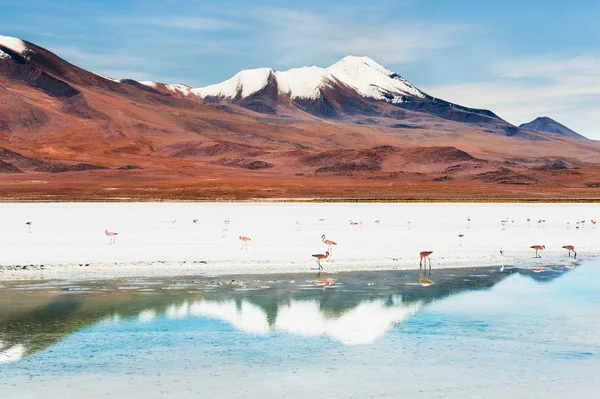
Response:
[239,236,251,250]
[321,234,337,254]
[192,219,198,224]
[171,219,176,229]
[419,251,433,276]
[567,221,571,229]
[458,233,464,246]
[375,219,381,224]
[407,221,411,230]
[313,277,337,290]
[562,245,577,259]
[296,220,301,232]
[25,221,32,233]
[581,220,586,228]
[591,219,597,228]
[105,230,118,245]
[530,245,545,258]
[527,217,531,228]
[312,250,330,270]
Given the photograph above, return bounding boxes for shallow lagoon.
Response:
[1,261,599,398]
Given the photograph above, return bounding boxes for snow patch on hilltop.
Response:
[0,35,28,55]
[192,68,274,99]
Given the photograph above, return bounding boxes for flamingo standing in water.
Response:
[530,245,545,258]
[25,221,32,233]
[239,236,251,250]
[321,234,337,254]
[105,230,118,245]
[419,251,433,275]
[562,245,577,259]
[591,220,597,229]
[312,250,330,270]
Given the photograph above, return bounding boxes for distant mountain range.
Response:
[1,34,599,200]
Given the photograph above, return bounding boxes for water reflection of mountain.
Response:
[0,266,575,363]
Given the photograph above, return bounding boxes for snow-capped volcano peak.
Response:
[189,56,424,104]
[326,55,424,103]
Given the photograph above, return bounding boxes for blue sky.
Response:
[2,0,600,138]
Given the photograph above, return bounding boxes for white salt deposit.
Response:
[0,202,596,280]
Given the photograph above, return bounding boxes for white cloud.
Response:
[255,9,472,66]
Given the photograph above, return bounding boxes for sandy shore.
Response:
[0,202,597,281]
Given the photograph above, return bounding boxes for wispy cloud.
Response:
[252,9,473,66]
[109,16,246,31]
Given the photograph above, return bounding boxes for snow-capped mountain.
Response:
[188,56,426,104]
[135,55,513,131]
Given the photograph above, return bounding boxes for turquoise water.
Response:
[1,263,599,398]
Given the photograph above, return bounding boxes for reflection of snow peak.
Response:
[0,340,25,364]
[276,298,421,345]
[156,296,420,345]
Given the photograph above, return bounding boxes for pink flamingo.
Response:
[25,221,32,233]
[530,245,545,258]
[349,220,363,230]
[192,219,198,224]
[239,236,251,250]
[105,229,118,245]
[375,219,381,224]
[321,234,337,254]
[312,250,330,270]
[420,251,433,276]
[592,220,597,229]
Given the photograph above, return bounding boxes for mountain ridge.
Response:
[1,34,599,200]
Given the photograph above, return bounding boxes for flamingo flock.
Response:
[13,209,593,290]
